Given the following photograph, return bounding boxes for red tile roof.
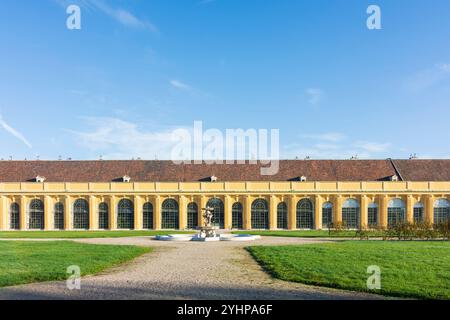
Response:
[392,159,450,182]
[0,159,441,182]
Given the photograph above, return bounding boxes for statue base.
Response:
[196,226,219,239]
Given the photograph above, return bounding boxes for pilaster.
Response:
[288,195,297,230]
[44,196,53,230]
[244,195,252,230]
[425,195,434,224]
[134,195,142,230]
[360,195,368,228]
[269,195,278,230]
[0,196,6,230]
[379,195,389,228]
[109,195,117,230]
[179,195,187,230]
[88,196,97,230]
[315,195,323,230]
[154,195,161,230]
[333,195,342,224]
[20,196,27,230]
[406,195,414,223]
[224,195,233,230]
[64,196,72,230]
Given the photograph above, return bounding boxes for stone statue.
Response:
[203,206,214,227]
[198,206,217,238]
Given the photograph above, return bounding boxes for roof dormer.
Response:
[300,175,307,182]
[122,175,131,183]
[210,175,218,182]
[390,175,399,182]
[36,176,46,183]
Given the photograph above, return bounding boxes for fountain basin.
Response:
[154,234,194,242]
[154,234,261,242]
[220,234,262,241]
[191,234,221,242]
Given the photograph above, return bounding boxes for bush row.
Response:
[327,220,450,241]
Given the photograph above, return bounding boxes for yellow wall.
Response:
[0,181,448,231]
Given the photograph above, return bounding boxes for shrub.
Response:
[328,222,345,236]
[435,220,450,240]
[380,221,449,241]
[325,220,449,241]
[355,224,370,240]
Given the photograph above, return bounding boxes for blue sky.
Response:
[0,0,450,160]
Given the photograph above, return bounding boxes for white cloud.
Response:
[437,63,450,73]
[285,134,391,159]
[68,117,182,159]
[301,132,346,142]
[354,141,391,153]
[169,79,211,98]
[0,114,32,148]
[113,9,157,31]
[170,80,192,91]
[94,0,158,32]
[282,144,370,160]
[405,63,450,91]
[68,119,394,161]
[314,143,340,150]
[305,88,323,105]
[54,0,158,32]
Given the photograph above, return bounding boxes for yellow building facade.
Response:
[1,180,449,231]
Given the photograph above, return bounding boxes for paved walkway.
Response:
[0,237,384,300]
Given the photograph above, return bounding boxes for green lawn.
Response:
[0,241,151,287]
[0,230,194,239]
[233,230,383,238]
[247,241,450,299]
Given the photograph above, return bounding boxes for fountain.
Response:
[155,207,261,242]
[191,206,221,241]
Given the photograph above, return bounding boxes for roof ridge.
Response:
[389,159,405,181]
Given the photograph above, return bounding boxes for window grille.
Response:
[297,199,313,229]
[251,199,269,230]
[277,202,288,229]
[162,199,179,229]
[54,202,65,230]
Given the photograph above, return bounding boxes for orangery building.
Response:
[0,159,449,231]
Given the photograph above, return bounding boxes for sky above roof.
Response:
[0,0,449,161]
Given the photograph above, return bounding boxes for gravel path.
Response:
[0,237,384,300]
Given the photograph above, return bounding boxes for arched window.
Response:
[187,202,198,229]
[162,199,179,229]
[206,198,225,229]
[232,202,243,229]
[143,202,153,230]
[73,199,89,229]
[414,202,424,224]
[322,202,333,228]
[98,202,109,229]
[117,199,134,229]
[251,199,269,230]
[29,199,44,230]
[342,199,360,229]
[387,198,406,227]
[54,202,65,230]
[277,202,288,229]
[434,199,450,224]
[297,198,313,229]
[368,202,378,227]
[207,198,224,229]
[10,203,20,230]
